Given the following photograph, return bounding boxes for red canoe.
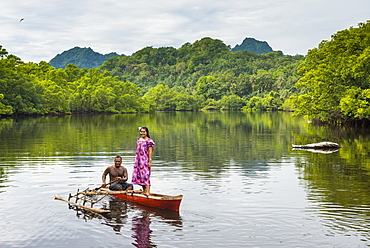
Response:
[101,189,183,211]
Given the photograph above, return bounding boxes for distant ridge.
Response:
[49,46,125,69]
[49,37,274,69]
[231,37,273,54]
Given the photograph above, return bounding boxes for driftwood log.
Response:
[292,142,341,149]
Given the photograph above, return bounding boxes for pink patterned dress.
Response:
[132,138,156,186]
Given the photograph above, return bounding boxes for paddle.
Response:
[94,178,119,190]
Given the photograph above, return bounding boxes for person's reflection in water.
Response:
[104,200,129,232]
[131,211,156,247]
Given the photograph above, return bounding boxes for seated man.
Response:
[101,156,133,191]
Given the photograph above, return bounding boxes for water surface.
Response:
[1,112,370,247]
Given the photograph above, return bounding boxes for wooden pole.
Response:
[54,195,110,214]
[79,189,143,196]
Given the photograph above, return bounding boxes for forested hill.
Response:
[49,47,125,69]
[49,37,274,69]
[99,37,303,93]
[0,37,304,116]
[231,37,273,54]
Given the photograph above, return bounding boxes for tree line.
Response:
[0,39,303,115]
[1,20,370,125]
[291,21,370,124]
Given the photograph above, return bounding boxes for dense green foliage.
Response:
[99,37,303,111]
[100,37,302,94]
[292,21,370,124]
[2,20,370,124]
[49,47,126,69]
[231,37,273,54]
[0,37,304,115]
[0,46,146,115]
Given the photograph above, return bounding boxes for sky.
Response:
[1,0,369,63]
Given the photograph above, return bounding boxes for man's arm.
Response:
[101,167,110,185]
[122,167,128,181]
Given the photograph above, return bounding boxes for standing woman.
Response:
[132,127,156,196]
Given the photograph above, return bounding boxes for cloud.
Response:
[0,0,369,62]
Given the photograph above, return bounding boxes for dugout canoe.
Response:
[100,189,183,211]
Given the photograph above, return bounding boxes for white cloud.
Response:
[0,0,369,62]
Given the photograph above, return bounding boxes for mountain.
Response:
[49,37,273,69]
[49,47,125,69]
[231,37,273,54]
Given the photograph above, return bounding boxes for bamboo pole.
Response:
[54,195,110,214]
[79,189,143,196]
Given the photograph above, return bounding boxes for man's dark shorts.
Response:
[109,181,133,191]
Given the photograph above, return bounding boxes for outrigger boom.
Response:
[80,189,143,196]
[54,194,110,214]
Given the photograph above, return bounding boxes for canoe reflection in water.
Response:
[67,197,182,247]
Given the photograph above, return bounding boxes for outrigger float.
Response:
[55,188,183,213]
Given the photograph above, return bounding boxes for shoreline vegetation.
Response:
[1,21,370,126]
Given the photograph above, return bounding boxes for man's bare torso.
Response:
[107,165,127,182]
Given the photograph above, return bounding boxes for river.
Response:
[1,111,370,247]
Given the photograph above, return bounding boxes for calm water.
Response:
[1,112,370,247]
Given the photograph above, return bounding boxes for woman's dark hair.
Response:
[140,126,150,138]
